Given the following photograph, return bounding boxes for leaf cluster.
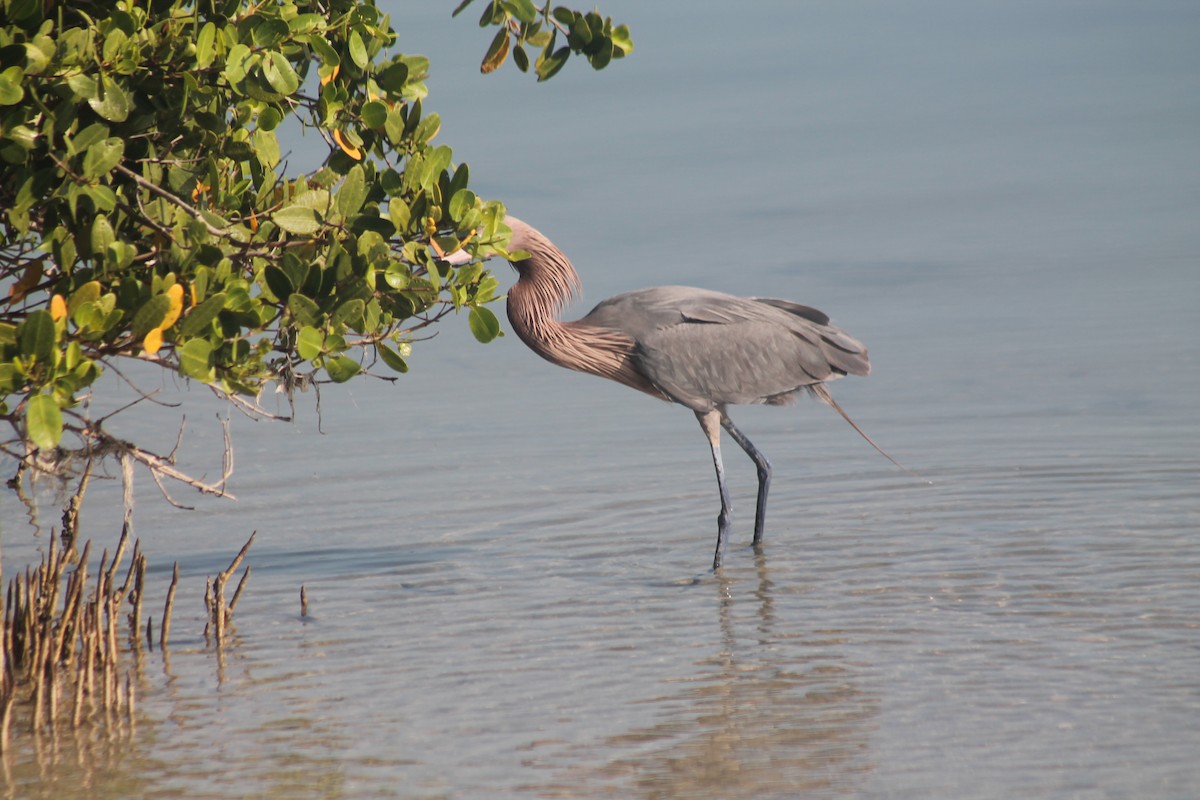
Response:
[460,0,632,80]
[0,0,629,478]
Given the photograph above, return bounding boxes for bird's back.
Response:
[577,286,869,412]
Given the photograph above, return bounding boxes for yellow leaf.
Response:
[320,64,340,86]
[9,260,43,302]
[480,28,510,75]
[333,129,362,161]
[50,294,68,321]
[189,282,198,308]
[160,283,185,329]
[142,327,163,356]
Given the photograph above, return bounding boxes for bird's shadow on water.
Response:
[528,550,882,799]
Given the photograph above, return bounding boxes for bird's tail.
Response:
[809,384,920,478]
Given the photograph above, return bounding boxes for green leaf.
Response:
[292,188,332,215]
[18,310,56,361]
[252,18,290,48]
[26,394,63,450]
[287,293,322,326]
[82,138,125,179]
[504,0,538,23]
[0,369,15,397]
[178,338,215,381]
[90,215,115,254]
[468,306,501,343]
[348,29,369,70]
[590,44,612,71]
[478,1,500,26]
[257,106,283,132]
[361,100,388,129]
[309,34,340,67]
[224,43,251,83]
[87,185,117,213]
[0,71,24,105]
[253,128,281,168]
[448,162,470,196]
[89,74,131,122]
[274,205,322,234]
[281,253,311,292]
[449,188,477,221]
[67,74,97,101]
[611,24,633,55]
[264,265,294,300]
[70,123,111,156]
[180,292,227,337]
[569,16,593,46]
[263,51,300,96]
[336,164,367,218]
[376,61,409,93]
[331,298,364,329]
[67,281,102,317]
[23,41,52,75]
[102,31,129,65]
[536,46,570,82]
[106,241,136,270]
[289,13,324,34]
[107,9,136,35]
[363,298,382,331]
[376,342,408,373]
[131,294,172,338]
[324,355,360,383]
[196,22,217,68]
[296,325,324,360]
[414,113,441,145]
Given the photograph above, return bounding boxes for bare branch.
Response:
[148,467,195,510]
[113,164,233,240]
[209,387,292,423]
[121,443,235,500]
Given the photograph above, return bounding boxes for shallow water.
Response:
[3,1,1199,797]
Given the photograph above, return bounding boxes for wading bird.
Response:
[454,217,889,569]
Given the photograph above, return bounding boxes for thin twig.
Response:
[160,562,179,649]
[113,164,232,239]
[226,566,250,622]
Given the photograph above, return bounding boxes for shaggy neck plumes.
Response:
[505,216,582,327]
[503,217,665,400]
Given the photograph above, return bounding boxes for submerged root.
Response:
[0,528,258,750]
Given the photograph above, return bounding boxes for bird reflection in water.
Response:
[531,553,880,798]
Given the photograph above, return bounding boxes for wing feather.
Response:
[578,286,869,412]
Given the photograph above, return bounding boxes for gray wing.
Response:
[578,286,869,412]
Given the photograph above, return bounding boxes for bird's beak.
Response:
[439,247,473,266]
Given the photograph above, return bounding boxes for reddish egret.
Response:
[456,217,885,569]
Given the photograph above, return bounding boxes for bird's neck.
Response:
[506,280,585,367]
[507,281,667,400]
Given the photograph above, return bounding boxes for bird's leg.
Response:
[696,410,733,570]
[719,413,772,547]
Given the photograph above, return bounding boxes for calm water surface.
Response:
[3,1,1199,797]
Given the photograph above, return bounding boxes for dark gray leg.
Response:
[696,410,732,569]
[720,413,772,547]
